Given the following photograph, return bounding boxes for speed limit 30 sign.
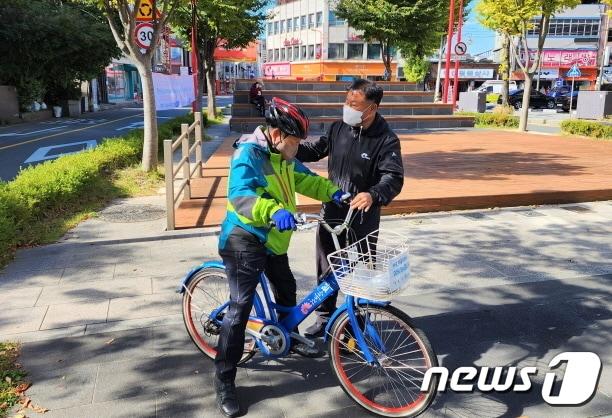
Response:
[134,22,154,49]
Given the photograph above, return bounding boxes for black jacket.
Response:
[296,113,404,206]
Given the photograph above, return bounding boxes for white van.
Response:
[475,80,517,94]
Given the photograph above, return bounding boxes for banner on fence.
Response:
[152,73,195,110]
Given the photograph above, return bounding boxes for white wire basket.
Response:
[327,229,410,301]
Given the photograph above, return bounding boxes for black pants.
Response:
[316,202,381,314]
[250,96,265,116]
[215,247,296,383]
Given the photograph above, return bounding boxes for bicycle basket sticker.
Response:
[388,252,410,291]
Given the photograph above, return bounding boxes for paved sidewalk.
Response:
[0,199,611,417]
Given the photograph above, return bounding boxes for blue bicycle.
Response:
[179,207,438,417]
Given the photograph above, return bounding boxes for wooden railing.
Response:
[163,112,203,230]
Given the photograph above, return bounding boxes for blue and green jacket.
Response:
[219,127,339,255]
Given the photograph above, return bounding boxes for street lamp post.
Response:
[310,27,325,80]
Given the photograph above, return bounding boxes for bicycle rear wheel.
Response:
[182,267,257,364]
[328,304,438,417]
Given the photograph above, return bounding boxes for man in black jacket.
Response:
[296,78,404,336]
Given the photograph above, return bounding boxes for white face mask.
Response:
[343,104,372,127]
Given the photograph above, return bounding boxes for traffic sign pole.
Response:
[569,76,575,118]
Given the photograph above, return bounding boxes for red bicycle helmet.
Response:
[265,97,310,139]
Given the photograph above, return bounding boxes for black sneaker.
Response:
[215,377,240,417]
[290,341,323,358]
[304,315,329,338]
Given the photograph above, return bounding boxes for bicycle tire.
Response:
[328,304,438,417]
[182,267,257,364]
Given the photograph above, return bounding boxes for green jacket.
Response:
[219,127,339,255]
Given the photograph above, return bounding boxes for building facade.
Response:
[510,2,607,90]
[263,0,397,81]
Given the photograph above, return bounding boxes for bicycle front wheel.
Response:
[182,267,257,364]
[328,304,438,417]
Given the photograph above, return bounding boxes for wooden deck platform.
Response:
[175,130,612,229]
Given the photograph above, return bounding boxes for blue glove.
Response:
[271,209,296,232]
[331,190,348,206]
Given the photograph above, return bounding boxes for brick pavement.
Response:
[175,129,612,228]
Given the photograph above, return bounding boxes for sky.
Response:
[463,0,497,56]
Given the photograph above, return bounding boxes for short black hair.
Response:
[348,79,384,105]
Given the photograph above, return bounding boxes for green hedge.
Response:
[0,112,204,266]
[456,110,519,128]
[560,119,612,139]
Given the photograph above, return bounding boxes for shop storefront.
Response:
[105,63,141,103]
[513,49,598,90]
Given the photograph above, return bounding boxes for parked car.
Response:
[498,89,556,110]
[556,91,578,112]
[549,85,579,100]
[476,80,518,94]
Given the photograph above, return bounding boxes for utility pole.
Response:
[443,0,456,103]
[191,0,199,113]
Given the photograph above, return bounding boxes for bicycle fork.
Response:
[345,297,387,366]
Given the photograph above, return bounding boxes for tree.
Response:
[172,0,266,120]
[401,51,430,83]
[0,0,119,111]
[334,0,449,80]
[94,0,185,171]
[477,0,579,131]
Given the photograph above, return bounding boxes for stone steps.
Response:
[234,90,434,104]
[231,102,454,118]
[234,79,420,92]
[229,114,475,133]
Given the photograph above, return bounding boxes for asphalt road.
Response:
[0,96,233,181]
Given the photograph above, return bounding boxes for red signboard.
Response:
[214,42,258,62]
[523,49,597,68]
[283,38,302,46]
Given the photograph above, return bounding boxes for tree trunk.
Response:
[518,75,532,132]
[136,60,158,171]
[501,34,510,106]
[381,42,392,81]
[205,61,217,120]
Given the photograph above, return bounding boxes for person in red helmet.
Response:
[214,97,347,417]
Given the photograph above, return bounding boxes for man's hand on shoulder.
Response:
[350,192,373,212]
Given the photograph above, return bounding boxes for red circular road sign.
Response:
[134,22,154,49]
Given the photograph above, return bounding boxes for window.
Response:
[280,20,285,33]
[329,11,345,26]
[328,43,344,59]
[274,48,279,61]
[347,43,364,59]
[301,45,307,59]
[281,48,286,61]
[294,45,300,60]
[527,18,599,37]
[267,22,272,35]
[268,49,273,62]
[287,47,293,61]
[308,13,314,28]
[301,15,306,29]
[274,21,279,34]
[308,44,315,59]
[287,18,292,32]
[367,44,381,60]
[316,12,322,27]
[315,44,321,59]
[294,17,299,30]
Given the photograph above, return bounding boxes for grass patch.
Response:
[0,342,28,417]
[561,119,612,140]
[0,113,205,268]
